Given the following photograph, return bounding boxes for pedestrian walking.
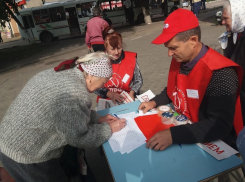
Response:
[190,0,193,11]
[201,0,206,10]
[85,7,109,52]
[0,31,3,43]
[193,0,201,18]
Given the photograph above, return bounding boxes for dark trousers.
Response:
[92,44,105,52]
[0,151,68,182]
[190,0,193,11]
[193,1,201,18]
[201,0,206,10]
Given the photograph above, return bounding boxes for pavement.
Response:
[1,1,244,181]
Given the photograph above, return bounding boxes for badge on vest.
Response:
[122,74,130,83]
[186,89,199,99]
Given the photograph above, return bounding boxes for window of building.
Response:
[33,9,50,25]
[49,6,66,22]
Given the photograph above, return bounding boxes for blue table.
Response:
[98,101,243,182]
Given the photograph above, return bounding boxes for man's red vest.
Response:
[96,51,136,102]
[167,48,243,135]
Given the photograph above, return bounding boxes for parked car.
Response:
[182,1,189,8]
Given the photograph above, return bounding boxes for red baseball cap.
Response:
[152,9,199,44]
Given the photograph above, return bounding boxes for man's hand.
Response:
[98,114,117,124]
[146,129,173,151]
[107,91,125,103]
[138,100,156,113]
[109,119,126,133]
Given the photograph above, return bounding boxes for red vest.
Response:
[167,48,243,135]
[96,51,137,101]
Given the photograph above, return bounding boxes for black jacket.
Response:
[223,31,245,124]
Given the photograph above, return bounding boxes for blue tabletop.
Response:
[98,101,243,182]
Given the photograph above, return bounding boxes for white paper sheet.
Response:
[136,90,155,102]
[196,140,238,160]
[108,113,146,154]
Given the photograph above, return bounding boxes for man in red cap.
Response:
[139,9,243,151]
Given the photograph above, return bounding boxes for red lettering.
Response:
[213,147,225,154]
[203,142,213,147]
[208,144,218,150]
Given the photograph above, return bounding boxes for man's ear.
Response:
[189,35,199,47]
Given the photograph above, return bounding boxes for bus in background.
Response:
[150,0,183,18]
[97,0,145,26]
[16,0,96,43]
[97,0,182,26]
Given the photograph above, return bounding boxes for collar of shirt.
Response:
[181,44,208,71]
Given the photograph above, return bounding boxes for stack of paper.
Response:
[108,112,147,154]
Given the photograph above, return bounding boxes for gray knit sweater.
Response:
[0,67,111,164]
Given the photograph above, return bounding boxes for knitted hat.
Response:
[78,52,112,78]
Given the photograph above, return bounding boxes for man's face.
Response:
[222,9,232,32]
[164,36,194,63]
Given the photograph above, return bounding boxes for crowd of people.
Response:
[0,0,245,181]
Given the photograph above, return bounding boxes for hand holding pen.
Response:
[109,115,126,133]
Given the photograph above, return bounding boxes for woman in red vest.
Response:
[94,26,143,103]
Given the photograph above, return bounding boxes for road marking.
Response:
[131,36,142,40]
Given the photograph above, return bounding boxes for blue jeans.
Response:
[193,1,201,18]
[201,0,206,10]
[237,127,245,169]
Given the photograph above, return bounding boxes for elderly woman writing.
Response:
[0,52,126,182]
[95,26,143,103]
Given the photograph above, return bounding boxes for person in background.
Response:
[0,31,3,43]
[190,0,193,11]
[0,52,126,182]
[94,26,143,103]
[201,0,206,10]
[169,6,178,14]
[85,6,108,52]
[219,0,245,169]
[193,0,201,17]
[139,9,243,152]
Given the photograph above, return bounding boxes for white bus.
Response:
[17,0,182,43]
[150,0,183,17]
[97,0,144,25]
[17,0,97,42]
[97,0,183,26]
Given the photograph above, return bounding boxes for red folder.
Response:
[134,114,175,141]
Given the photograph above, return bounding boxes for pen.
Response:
[114,114,120,119]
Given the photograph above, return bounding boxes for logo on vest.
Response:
[172,86,187,115]
[104,73,123,90]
